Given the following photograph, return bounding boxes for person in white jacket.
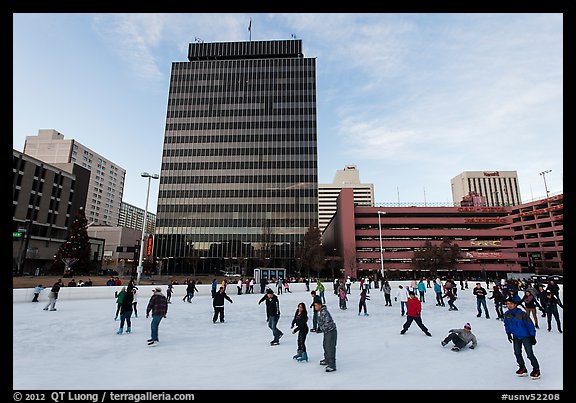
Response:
[237,279,243,295]
[395,285,409,316]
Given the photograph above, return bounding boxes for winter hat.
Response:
[153,287,162,293]
[464,323,471,330]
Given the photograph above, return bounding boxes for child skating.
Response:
[358,287,370,315]
[291,302,309,362]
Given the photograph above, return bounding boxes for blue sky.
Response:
[13,13,563,214]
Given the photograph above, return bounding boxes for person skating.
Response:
[400,291,432,336]
[313,300,337,372]
[536,284,548,318]
[114,287,126,320]
[346,277,352,294]
[117,285,134,334]
[358,287,370,315]
[417,279,426,303]
[503,297,540,379]
[546,280,561,304]
[131,286,138,317]
[166,282,174,303]
[383,281,392,306]
[212,286,233,323]
[284,279,292,293]
[291,302,309,362]
[395,285,409,316]
[544,290,563,333]
[309,291,322,332]
[338,287,348,310]
[442,286,458,311]
[305,277,310,292]
[522,290,542,329]
[315,280,326,304]
[146,287,168,346]
[441,323,477,351]
[488,285,506,320]
[434,281,445,306]
[258,289,283,345]
[43,279,63,311]
[473,283,490,319]
[237,278,243,295]
[260,276,268,294]
[32,284,45,302]
[184,280,199,302]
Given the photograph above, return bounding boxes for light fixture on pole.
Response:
[137,172,159,285]
[539,169,551,199]
[377,211,386,279]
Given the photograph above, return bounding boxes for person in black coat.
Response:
[544,290,563,333]
[291,302,309,361]
[260,277,268,294]
[488,285,507,320]
[258,289,284,345]
[212,287,233,323]
[183,280,199,303]
[536,284,548,318]
[117,289,134,334]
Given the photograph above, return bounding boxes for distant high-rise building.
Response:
[23,129,126,226]
[155,40,318,275]
[119,201,156,235]
[451,171,521,207]
[319,165,374,232]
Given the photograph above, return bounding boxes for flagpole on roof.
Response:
[248,18,252,41]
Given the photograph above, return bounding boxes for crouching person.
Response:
[441,322,477,351]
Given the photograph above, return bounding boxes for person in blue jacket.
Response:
[503,297,540,380]
[434,281,444,306]
[417,279,426,303]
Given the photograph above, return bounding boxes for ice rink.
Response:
[13,281,563,390]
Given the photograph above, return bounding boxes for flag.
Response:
[248,19,252,32]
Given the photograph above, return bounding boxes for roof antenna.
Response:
[194,37,204,43]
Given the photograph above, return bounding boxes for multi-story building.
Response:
[119,201,156,235]
[318,165,374,233]
[155,39,318,275]
[498,194,563,273]
[12,149,100,274]
[323,188,520,280]
[87,226,142,276]
[23,129,126,226]
[451,171,521,207]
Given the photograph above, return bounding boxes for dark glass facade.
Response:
[155,40,318,275]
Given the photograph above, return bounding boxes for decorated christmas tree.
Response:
[55,207,91,275]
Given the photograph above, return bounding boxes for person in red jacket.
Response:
[400,291,432,336]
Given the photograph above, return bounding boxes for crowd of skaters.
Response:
[33,273,562,378]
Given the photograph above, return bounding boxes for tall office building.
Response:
[319,165,374,232]
[119,201,156,234]
[451,171,521,207]
[155,40,318,274]
[24,129,126,226]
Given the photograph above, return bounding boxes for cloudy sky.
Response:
[13,13,563,213]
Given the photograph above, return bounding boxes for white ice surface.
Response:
[13,282,562,390]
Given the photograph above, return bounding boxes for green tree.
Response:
[55,207,91,275]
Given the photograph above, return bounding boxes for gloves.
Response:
[469,345,475,349]
[394,297,397,302]
[507,333,513,343]
[530,336,537,345]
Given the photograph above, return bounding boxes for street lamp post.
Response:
[137,172,159,285]
[377,211,386,280]
[539,170,552,199]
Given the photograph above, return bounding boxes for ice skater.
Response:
[32,284,45,302]
[544,290,563,333]
[313,300,337,372]
[291,302,309,362]
[383,281,392,306]
[146,287,168,346]
[43,279,63,311]
[117,285,134,334]
[521,290,542,329]
[394,284,409,316]
[338,287,348,310]
[442,286,458,311]
[358,287,370,315]
[315,280,326,304]
[309,291,322,332]
[417,279,426,303]
[503,297,540,379]
[212,286,233,323]
[434,280,445,306]
[473,283,490,318]
[488,285,506,320]
[441,323,477,351]
[114,287,126,320]
[258,289,283,345]
[167,282,174,303]
[184,280,198,302]
[400,291,432,337]
[131,286,138,317]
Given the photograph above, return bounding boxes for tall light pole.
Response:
[539,169,551,199]
[137,172,159,285]
[377,211,386,280]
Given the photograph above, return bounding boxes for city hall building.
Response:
[155,40,318,275]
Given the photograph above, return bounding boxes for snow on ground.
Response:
[13,282,562,390]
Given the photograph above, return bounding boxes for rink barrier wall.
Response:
[13,282,322,303]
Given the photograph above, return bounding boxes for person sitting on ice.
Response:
[441,323,477,351]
